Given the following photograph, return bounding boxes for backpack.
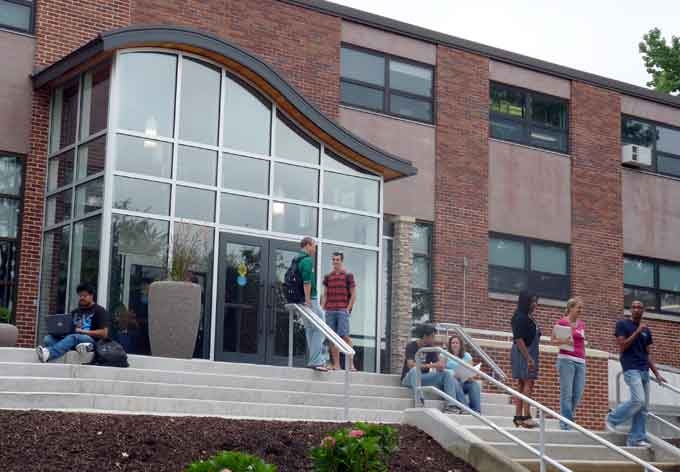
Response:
[284,255,307,304]
[93,338,129,368]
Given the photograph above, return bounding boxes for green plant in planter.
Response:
[310,423,398,472]
[0,306,12,324]
[185,451,277,472]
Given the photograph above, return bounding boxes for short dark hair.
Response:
[300,236,315,248]
[417,324,436,338]
[332,252,344,261]
[76,283,95,295]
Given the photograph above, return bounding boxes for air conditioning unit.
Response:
[622,144,652,167]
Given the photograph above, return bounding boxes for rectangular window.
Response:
[340,45,434,123]
[0,0,33,33]
[411,222,433,323]
[490,82,568,153]
[621,115,680,179]
[624,255,680,315]
[489,234,570,300]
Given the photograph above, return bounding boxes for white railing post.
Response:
[288,307,294,368]
[539,409,546,472]
[414,352,423,407]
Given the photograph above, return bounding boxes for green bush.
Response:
[185,451,277,472]
[310,423,398,472]
[0,307,11,324]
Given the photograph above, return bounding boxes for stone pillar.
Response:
[389,216,415,374]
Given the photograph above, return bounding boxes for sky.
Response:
[331,0,680,89]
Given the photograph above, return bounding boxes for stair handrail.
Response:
[285,303,355,421]
[434,322,507,382]
[416,347,663,472]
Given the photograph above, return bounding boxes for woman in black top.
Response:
[511,291,541,428]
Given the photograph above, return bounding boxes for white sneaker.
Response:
[631,440,652,448]
[605,418,628,434]
[76,342,94,354]
[36,346,50,363]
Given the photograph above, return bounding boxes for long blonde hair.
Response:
[565,297,583,317]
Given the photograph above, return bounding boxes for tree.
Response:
[639,28,680,94]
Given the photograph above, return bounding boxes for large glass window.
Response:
[622,116,680,178]
[340,45,434,123]
[490,82,568,153]
[180,58,220,145]
[411,223,432,323]
[489,234,570,300]
[38,226,70,338]
[624,255,680,315]
[79,62,110,139]
[0,155,22,321]
[223,75,271,156]
[0,0,33,33]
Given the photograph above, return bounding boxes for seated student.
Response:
[36,283,110,363]
[445,334,482,413]
[401,324,462,413]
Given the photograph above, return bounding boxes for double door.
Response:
[215,232,307,365]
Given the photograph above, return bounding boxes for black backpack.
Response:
[284,255,307,304]
[93,338,129,368]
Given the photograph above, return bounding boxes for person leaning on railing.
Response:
[510,291,541,428]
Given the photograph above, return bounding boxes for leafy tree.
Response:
[639,28,680,93]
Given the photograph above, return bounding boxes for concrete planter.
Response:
[0,323,18,347]
[148,281,201,359]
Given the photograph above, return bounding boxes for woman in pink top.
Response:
[552,297,586,431]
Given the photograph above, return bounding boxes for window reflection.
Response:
[223,75,271,155]
[180,58,220,145]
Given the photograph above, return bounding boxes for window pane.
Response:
[115,134,172,178]
[0,155,22,196]
[220,193,267,230]
[118,52,177,138]
[223,75,271,156]
[529,127,568,153]
[175,186,215,222]
[58,81,79,150]
[323,151,376,177]
[322,210,378,246]
[46,189,72,226]
[179,58,220,145]
[412,223,431,255]
[0,198,19,238]
[624,287,656,310]
[490,115,524,142]
[69,217,101,310]
[113,176,170,215]
[323,171,379,213]
[489,238,525,269]
[622,118,656,147]
[79,62,110,138]
[341,82,384,112]
[657,154,680,178]
[75,178,103,217]
[530,244,567,275]
[271,202,317,236]
[412,290,433,324]
[657,127,680,155]
[530,95,567,128]
[489,266,527,294]
[76,136,106,180]
[273,162,318,202]
[47,150,75,192]
[109,215,169,355]
[340,48,385,86]
[659,264,680,292]
[624,257,654,287]
[389,94,432,122]
[529,272,569,300]
[660,293,680,314]
[177,145,217,186]
[275,113,320,165]
[412,257,430,290]
[221,153,269,194]
[491,84,524,117]
[389,60,432,97]
[0,240,18,314]
[0,0,31,31]
[39,227,70,337]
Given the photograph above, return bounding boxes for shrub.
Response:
[185,451,277,472]
[310,423,398,472]
[0,307,11,324]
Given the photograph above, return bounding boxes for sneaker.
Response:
[76,342,94,354]
[443,405,462,414]
[630,440,652,448]
[605,418,628,434]
[35,346,50,363]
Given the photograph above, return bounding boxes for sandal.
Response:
[312,365,329,372]
[520,416,538,429]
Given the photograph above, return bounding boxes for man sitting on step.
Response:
[401,324,462,413]
[36,283,110,363]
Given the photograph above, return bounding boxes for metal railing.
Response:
[415,347,662,472]
[285,303,355,421]
[434,322,507,382]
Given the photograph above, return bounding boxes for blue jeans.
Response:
[607,369,650,446]
[557,358,586,430]
[43,334,95,361]
[303,299,326,367]
[402,367,461,408]
[459,380,482,413]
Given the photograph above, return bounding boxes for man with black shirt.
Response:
[36,283,110,363]
[605,300,666,447]
[401,324,461,413]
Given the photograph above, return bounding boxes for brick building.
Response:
[1,0,679,425]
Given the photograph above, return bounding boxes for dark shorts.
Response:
[325,310,350,337]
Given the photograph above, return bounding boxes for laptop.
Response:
[46,313,73,336]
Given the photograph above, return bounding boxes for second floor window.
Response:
[0,0,33,33]
[340,45,434,123]
[490,82,568,153]
[622,116,680,178]
[624,255,680,315]
[412,222,433,323]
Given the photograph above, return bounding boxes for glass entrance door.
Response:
[215,233,307,365]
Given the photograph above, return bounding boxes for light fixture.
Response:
[143,116,159,148]
[272,202,285,215]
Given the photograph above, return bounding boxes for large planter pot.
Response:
[148,281,201,358]
[0,323,18,347]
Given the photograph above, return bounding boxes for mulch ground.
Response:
[0,410,477,472]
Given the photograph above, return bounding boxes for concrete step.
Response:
[0,391,403,423]
[489,442,653,462]
[519,459,680,472]
[466,425,628,446]
[451,413,562,429]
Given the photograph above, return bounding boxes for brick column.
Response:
[389,216,415,374]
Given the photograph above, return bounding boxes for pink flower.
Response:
[322,436,336,447]
[349,430,364,438]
